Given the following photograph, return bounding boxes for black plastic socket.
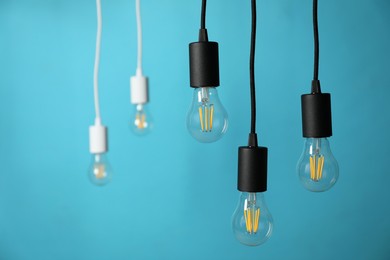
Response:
[189,41,220,88]
[301,93,332,138]
[237,146,268,192]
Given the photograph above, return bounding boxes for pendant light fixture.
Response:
[130,0,152,135]
[232,0,273,246]
[88,0,113,186]
[187,0,228,143]
[297,0,339,192]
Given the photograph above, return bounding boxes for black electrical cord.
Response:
[201,0,206,29]
[249,0,257,144]
[199,0,208,42]
[312,0,321,93]
[313,0,319,81]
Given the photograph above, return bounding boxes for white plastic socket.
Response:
[130,75,149,104]
[89,124,107,154]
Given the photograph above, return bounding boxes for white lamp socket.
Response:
[130,75,149,104]
[89,124,107,154]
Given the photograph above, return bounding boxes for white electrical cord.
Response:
[130,0,148,105]
[89,0,107,154]
[136,0,142,76]
[94,0,102,123]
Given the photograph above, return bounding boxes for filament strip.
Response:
[210,105,214,130]
[205,106,209,131]
[199,107,204,131]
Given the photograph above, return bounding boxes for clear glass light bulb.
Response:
[232,192,273,246]
[297,138,339,192]
[88,153,112,186]
[186,87,228,143]
[131,104,152,136]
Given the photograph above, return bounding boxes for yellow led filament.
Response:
[198,104,214,132]
[135,112,147,129]
[244,207,260,234]
[310,154,324,181]
[94,163,106,179]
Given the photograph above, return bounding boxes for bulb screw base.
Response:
[237,146,268,192]
[301,92,333,138]
[189,32,220,88]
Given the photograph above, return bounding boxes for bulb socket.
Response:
[89,124,108,154]
[301,93,333,138]
[237,146,268,192]
[189,41,220,88]
[130,75,149,104]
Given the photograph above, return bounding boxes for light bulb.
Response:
[88,153,112,186]
[186,87,228,143]
[131,104,152,135]
[297,138,339,192]
[232,192,273,246]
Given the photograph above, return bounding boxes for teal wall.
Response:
[0,0,389,259]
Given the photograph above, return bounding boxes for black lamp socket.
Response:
[237,146,268,192]
[189,41,220,88]
[301,92,333,138]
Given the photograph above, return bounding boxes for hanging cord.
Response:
[201,0,206,29]
[136,0,143,75]
[93,0,102,123]
[312,0,321,93]
[250,0,257,134]
[247,0,258,147]
[198,0,208,41]
[313,0,319,81]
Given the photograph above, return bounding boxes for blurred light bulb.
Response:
[297,138,339,192]
[232,192,273,246]
[88,153,112,186]
[186,87,228,143]
[131,104,152,135]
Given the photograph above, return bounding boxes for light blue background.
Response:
[0,0,389,259]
